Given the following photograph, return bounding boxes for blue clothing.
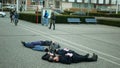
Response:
[43,18,49,26]
[44,11,49,18]
[23,40,52,51]
[14,13,19,19]
[32,45,45,51]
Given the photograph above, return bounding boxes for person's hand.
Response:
[48,52,54,56]
[53,56,59,62]
[63,48,69,51]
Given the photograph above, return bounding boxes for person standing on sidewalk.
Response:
[49,12,56,30]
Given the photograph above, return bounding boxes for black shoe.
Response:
[21,41,26,47]
[92,53,98,61]
[84,53,89,58]
[44,48,49,52]
[53,28,55,30]
[49,27,51,29]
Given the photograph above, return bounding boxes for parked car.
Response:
[0,11,6,17]
[70,11,86,16]
[2,4,16,10]
[54,9,63,14]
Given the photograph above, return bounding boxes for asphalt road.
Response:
[0,15,120,68]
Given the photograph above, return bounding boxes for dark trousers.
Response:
[24,40,51,48]
[71,53,95,63]
[49,19,55,29]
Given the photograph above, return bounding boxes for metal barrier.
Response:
[85,18,97,24]
[67,18,81,24]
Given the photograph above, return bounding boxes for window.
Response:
[111,0,116,4]
[62,0,66,1]
[105,0,109,4]
[84,0,88,3]
[68,0,75,2]
[99,0,104,4]
[55,1,60,8]
[40,0,44,5]
[77,0,82,2]
[91,0,97,3]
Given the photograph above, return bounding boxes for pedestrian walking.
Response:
[10,10,15,23]
[14,11,19,26]
[49,12,56,30]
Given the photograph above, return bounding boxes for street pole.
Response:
[2,0,3,11]
[25,0,27,11]
[87,0,90,16]
[16,0,19,12]
[116,0,118,14]
[36,0,39,24]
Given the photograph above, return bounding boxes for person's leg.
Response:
[32,45,45,51]
[21,41,34,48]
[21,41,42,48]
[10,16,12,23]
[49,19,52,29]
[30,41,44,45]
[53,20,55,30]
[78,53,98,62]
[71,53,98,63]
[14,18,18,26]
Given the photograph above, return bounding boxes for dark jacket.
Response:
[58,55,72,64]
[56,49,75,56]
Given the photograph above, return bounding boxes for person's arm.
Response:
[41,53,50,60]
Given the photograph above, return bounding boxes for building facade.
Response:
[0,0,119,12]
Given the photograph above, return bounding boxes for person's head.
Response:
[48,55,59,62]
[48,56,54,62]
[51,12,54,16]
[53,56,59,62]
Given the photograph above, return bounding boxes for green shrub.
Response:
[19,13,96,24]
[98,19,120,27]
[19,13,41,23]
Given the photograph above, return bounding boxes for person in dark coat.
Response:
[14,11,19,26]
[42,49,98,64]
[10,10,15,23]
[49,12,56,30]
[55,48,75,56]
